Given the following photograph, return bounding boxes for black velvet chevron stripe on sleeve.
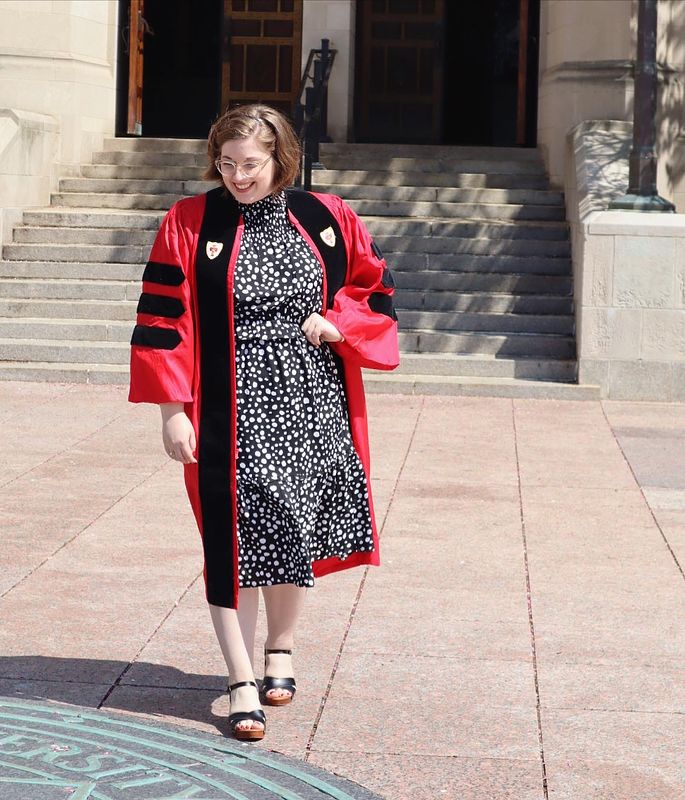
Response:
[368,291,397,320]
[130,325,182,350]
[142,261,185,286]
[136,293,185,319]
[380,267,395,288]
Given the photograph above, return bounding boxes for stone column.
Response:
[0,0,119,208]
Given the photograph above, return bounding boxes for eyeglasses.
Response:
[214,155,272,178]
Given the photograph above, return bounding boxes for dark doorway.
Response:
[116,0,223,138]
[354,0,539,146]
[116,0,304,139]
[141,0,223,138]
[443,0,539,146]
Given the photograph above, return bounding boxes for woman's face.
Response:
[218,134,276,205]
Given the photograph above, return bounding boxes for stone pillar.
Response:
[538,0,685,211]
[0,0,119,206]
[301,0,355,142]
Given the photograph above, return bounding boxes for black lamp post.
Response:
[609,0,675,211]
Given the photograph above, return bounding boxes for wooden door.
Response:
[355,0,445,143]
[221,0,303,116]
[127,0,145,134]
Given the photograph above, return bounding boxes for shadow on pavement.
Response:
[0,655,232,731]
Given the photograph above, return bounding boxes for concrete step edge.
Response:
[362,372,600,399]
[0,337,128,348]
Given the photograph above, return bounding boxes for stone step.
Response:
[326,184,564,205]
[59,177,563,206]
[59,177,205,195]
[393,353,577,381]
[50,192,182,210]
[0,358,597,400]
[320,142,543,161]
[0,297,136,320]
[92,150,206,167]
[22,209,165,229]
[102,137,206,153]
[82,165,550,190]
[82,164,205,181]
[18,208,568,241]
[0,338,130,365]
[13,220,569,248]
[93,147,546,175]
[394,270,572,294]
[0,261,571,296]
[3,243,149,264]
[391,252,570,273]
[103,138,542,162]
[347,199,566,221]
[0,360,130,385]
[313,169,549,190]
[0,260,143,281]
[367,217,569,240]
[319,156,546,175]
[0,278,138,301]
[0,318,132,342]
[400,309,574,335]
[49,191,565,221]
[362,372,599,400]
[396,290,573,315]
[13,226,157,246]
[398,330,576,358]
[379,236,571,259]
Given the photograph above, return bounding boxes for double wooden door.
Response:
[354,0,538,146]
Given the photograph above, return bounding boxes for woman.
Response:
[129,104,399,740]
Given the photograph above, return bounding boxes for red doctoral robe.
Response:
[129,187,399,608]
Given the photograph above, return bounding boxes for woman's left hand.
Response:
[302,313,344,347]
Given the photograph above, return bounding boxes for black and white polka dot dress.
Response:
[233,191,374,589]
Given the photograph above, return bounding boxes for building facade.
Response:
[1,0,684,399]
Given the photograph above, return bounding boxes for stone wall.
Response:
[0,0,119,206]
[301,0,355,142]
[568,120,685,400]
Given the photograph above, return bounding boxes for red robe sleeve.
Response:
[128,200,196,404]
[324,196,400,371]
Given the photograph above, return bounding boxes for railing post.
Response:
[303,86,315,190]
[294,37,336,191]
[320,39,330,142]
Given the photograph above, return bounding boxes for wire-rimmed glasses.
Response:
[214,155,272,178]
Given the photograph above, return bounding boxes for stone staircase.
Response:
[0,139,599,398]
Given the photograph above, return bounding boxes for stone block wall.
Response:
[568,120,685,400]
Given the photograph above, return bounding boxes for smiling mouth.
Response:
[233,181,254,191]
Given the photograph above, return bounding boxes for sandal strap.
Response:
[228,708,266,726]
[262,676,296,693]
[264,648,292,655]
[228,679,258,693]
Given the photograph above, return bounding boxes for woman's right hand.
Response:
[160,403,197,464]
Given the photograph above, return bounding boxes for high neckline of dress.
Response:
[238,191,286,221]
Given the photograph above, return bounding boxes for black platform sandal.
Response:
[262,649,297,707]
[227,680,266,741]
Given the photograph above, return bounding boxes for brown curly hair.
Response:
[204,104,301,192]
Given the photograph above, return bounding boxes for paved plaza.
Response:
[0,382,684,799]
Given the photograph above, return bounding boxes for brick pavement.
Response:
[0,382,683,799]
